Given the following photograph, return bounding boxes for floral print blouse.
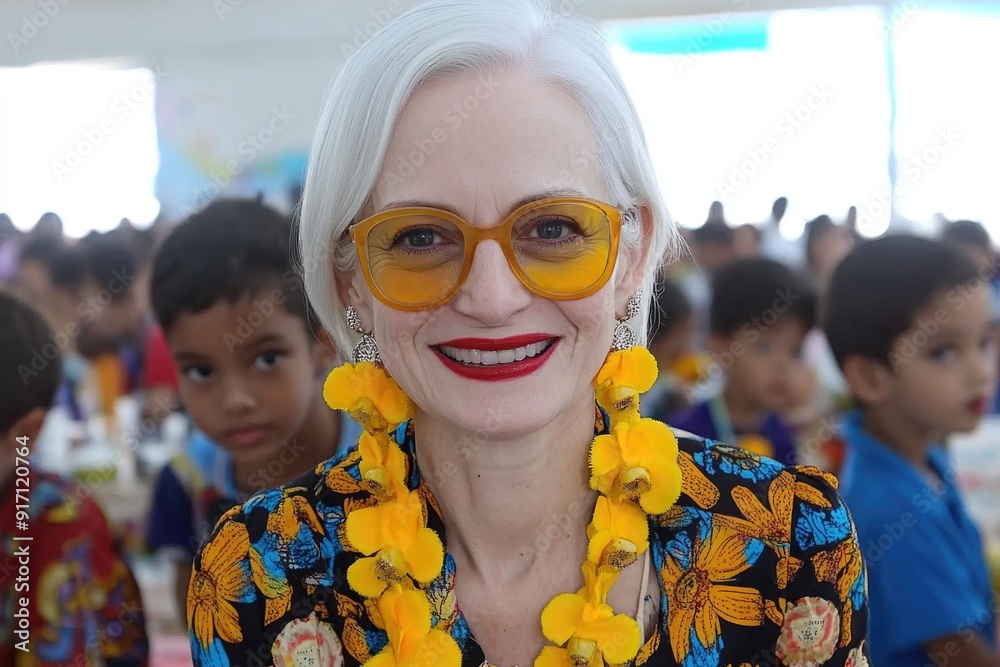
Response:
[187,415,869,667]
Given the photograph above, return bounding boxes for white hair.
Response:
[299,0,679,358]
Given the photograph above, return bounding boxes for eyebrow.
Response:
[378,189,588,219]
[170,333,290,363]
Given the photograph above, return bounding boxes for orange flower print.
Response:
[660,523,764,662]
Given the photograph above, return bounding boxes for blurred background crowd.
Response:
[2,0,1000,665]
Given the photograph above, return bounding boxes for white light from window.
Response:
[608,7,891,240]
[0,62,160,238]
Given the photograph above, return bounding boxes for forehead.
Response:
[168,296,309,355]
[371,69,608,220]
[910,284,994,334]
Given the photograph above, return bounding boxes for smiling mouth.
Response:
[436,339,556,366]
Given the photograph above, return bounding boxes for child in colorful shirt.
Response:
[0,292,148,667]
[145,198,361,625]
[670,258,817,466]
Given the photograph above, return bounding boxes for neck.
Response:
[232,395,341,494]
[722,385,763,431]
[861,406,934,469]
[416,394,598,585]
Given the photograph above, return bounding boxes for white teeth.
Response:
[439,339,553,366]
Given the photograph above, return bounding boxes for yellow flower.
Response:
[660,524,764,662]
[345,490,443,597]
[594,347,658,418]
[670,353,712,384]
[539,562,641,666]
[366,587,461,667]
[738,435,774,459]
[586,496,649,570]
[324,362,413,431]
[358,430,409,499]
[188,521,257,649]
[589,418,683,514]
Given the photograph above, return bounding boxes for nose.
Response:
[450,240,532,327]
[220,371,256,414]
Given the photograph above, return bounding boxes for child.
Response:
[0,292,148,666]
[645,278,702,421]
[826,235,998,666]
[145,198,361,622]
[669,257,816,465]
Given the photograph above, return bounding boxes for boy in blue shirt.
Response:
[144,199,360,623]
[669,257,816,465]
[826,235,998,667]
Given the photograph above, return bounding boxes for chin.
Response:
[436,393,564,439]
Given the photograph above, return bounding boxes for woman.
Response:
[187,1,869,665]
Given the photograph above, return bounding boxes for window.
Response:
[0,63,160,237]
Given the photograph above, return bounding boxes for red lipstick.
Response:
[433,335,558,382]
[967,397,988,415]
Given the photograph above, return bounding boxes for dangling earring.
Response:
[346,305,381,365]
[611,291,642,351]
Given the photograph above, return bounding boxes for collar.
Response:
[839,410,953,493]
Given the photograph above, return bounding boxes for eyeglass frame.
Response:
[348,196,634,312]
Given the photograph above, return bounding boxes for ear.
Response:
[841,355,892,406]
[614,203,653,318]
[7,408,47,444]
[334,265,374,331]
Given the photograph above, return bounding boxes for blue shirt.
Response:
[839,411,996,665]
[146,417,363,561]
[667,398,798,466]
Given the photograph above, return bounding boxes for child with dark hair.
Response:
[145,198,360,621]
[645,278,697,421]
[669,258,816,465]
[826,235,998,666]
[940,219,995,273]
[0,292,148,666]
[15,235,63,307]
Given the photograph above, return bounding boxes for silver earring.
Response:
[611,291,642,351]
[346,306,381,365]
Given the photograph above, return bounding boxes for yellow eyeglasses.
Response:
[350,196,628,312]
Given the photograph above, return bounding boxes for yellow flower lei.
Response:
[323,347,683,667]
